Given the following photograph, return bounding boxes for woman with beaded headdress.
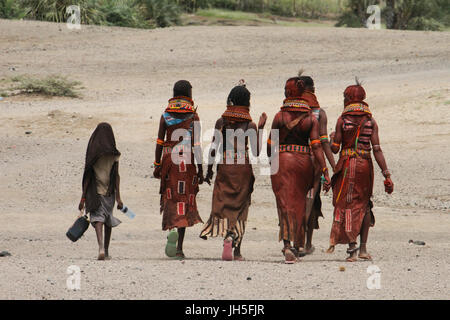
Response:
[268,76,331,264]
[327,78,394,262]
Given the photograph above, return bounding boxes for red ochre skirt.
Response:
[329,155,375,245]
[271,151,314,246]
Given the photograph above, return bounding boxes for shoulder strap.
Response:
[352,116,371,150]
[279,112,310,143]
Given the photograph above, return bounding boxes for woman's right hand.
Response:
[78,199,85,211]
[384,177,394,194]
[153,166,162,179]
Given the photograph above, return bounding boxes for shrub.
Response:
[8,75,83,97]
[98,0,148,28]
[0,0,27,19]
[138,0,181,27]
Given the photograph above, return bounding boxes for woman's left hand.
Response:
[117,199,124,210]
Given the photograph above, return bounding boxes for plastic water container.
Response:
[121,206,136,219]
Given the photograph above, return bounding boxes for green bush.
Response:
[384,0,448,30]
[18,0,181,28]
[21,0,105,24]
[0,0,27,19]
[406,16,443,31]
[138,0,181,27]
[99,0,148,28]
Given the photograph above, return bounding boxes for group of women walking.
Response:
[78,73,394,264]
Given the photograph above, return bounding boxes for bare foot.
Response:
[98,249,105,261]
[326,245,335,254]
[358,252,372,260]
[346,247,358,262]
[359,245,372,260]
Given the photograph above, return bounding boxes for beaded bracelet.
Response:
[154,161,161,167]
[382,169,391,178]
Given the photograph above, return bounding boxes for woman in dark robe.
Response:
[78,122,123,260]
[327,79,394,262]
[153,80,204,260]
[200,83,267,261]
[268,77,331,264]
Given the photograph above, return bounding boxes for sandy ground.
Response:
[0,19,449,300]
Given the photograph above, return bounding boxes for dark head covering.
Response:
[84,122,120,168]
[82,123,121,213]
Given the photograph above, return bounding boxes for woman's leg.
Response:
[359,210,372,259]
[346,242,358,262]
[176,227,186,257]
[234,238,244,261]
[104,225,112,259]
[94,222,105,260]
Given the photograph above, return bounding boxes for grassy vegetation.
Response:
[196,8,263,21]
[0,0,27,19]
[0,0,448,30]
[1,75,83,98]
[193,8,332,27]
